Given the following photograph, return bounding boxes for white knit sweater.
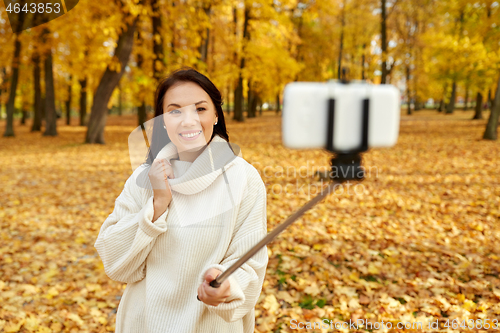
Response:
[94,135,268,333]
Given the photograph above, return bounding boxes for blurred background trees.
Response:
[1,0,499,141]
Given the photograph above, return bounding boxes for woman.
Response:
[94,68,268,333]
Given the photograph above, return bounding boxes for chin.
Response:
[177,138,208,150]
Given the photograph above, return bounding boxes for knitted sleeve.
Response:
[94,165,169,284]
[199,166,269,322]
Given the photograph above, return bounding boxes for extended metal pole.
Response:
[206,179,341,289]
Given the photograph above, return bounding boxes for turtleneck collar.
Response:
[136,134,241,195]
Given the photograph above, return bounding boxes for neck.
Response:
[177,145,208,162]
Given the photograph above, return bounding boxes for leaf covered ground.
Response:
[0,110,499,332]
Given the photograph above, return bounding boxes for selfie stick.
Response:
[203,74,370,292]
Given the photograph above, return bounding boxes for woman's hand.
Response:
[148,158,174,208]
[197,268,231,306]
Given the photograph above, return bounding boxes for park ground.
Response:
[0,110,499,332]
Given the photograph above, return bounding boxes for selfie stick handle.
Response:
[208,179,341,288]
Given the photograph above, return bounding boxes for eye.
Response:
[169,109,180,114]
[197,107,206,112]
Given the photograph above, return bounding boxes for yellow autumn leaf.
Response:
[45,287,59,299]
[368,263,379,275]
[3,319,25,333]
[23,315,40,332]
[349,271,359,282]
[277,291,296,304]
[67,313,84,326]
[463,299,477,312]
[262,294,280,314]
[303,283,320,296]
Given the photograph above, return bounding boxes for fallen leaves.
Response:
[0,111,499,332]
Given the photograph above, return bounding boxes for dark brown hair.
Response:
[143,67,229,165]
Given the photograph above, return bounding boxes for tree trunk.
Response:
[85,17,138,144]
[483,75,500,140]
[233,77,244,122]
[406,65,412,115]
[250,92,258,117]
[247,80,256,118]
[43,34,58,137]
[65,74,72,125]
[230,5,237,118]
[247,80,251,116]
[198,4,211,65]
[380,0,388,84]
[445,81,456,114]
[56,99,62,119]
[414,98,422,111]
[3,25,23,137]
[137,102,147,126]
[258,96,262,116]
[293,14,303,82]
[361,43,366,80]
[276,92,281,115]
[21,98,27,125]
[488,89,493,110]
[338,0,345,80]
[152,0,164,84]
[464,84,469,110]
[438,83,447,112]
[41,96,46,121]
[168,0,177,63]
[0,68,6,120]
[225,85,231,116]
[79,77,87,126]
[137,51,147,127]
[472,92,483,120]
[118,80,122,116]
[492,86,497,113]
[31,52,43,132]
[233,6,250,122]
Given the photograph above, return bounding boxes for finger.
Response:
[203,281,219,300]
[197,284,204,302]
[200,283,216,306]
[204,274,214,284]
[163,160,175,179]
[157,162,173,182]
[204,281,226,302]
[204,268,221,283]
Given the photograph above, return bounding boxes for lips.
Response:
[180,130,202,135]
[179,130,202,139]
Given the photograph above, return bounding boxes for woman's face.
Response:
[163,81,218,156]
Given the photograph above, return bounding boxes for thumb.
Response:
[204,268,222,283]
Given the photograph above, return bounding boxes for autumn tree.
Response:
[2,10,24,137]
[85,0,144,144]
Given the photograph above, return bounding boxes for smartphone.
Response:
[282,81,401,152]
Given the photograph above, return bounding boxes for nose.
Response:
[181,108,199,126]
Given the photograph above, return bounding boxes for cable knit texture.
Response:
[94,135,268,333]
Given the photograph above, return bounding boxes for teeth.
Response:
[180,131,201,138]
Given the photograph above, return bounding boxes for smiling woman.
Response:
[142,68,230,166]
[162,82,219,163]
[94,67,269,333]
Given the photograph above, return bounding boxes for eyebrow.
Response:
[167,100,208,108]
